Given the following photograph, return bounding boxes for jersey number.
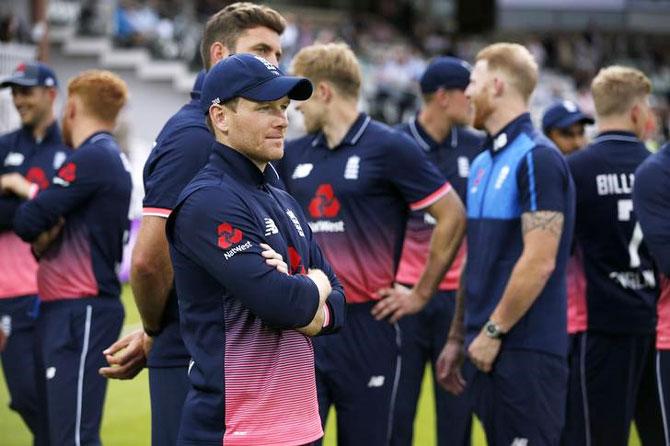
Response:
[618,199,643,268]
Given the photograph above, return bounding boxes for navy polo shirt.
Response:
[141,72,211,367]
[13,131,132,301]
[634,143,670,276]
[465,113,575,358]
[0,122,69,229]
[395,116,484,290]
[568,131,658,335]
[278,113,451,304]
[167,143,345,444]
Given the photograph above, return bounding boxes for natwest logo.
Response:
[217,222,243,249]
[57,162,77,183]
[26,167,49,190]
[309,184,340,218]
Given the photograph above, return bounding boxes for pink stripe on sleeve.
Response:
[409,182,452,211]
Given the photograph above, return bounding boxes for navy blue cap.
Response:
[0,61,58,89]
[542,100,594,132]
[201,53,312,114]
[420,56,472,94]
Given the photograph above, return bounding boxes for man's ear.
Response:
[209,105,230,133]
[492,76,505,98]
[66,97,76,121]
[315,81,334,103]
[210,42,231,67]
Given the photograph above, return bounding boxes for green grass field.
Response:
[0,285,642,445]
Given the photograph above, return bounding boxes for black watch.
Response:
[483,320,504,340]
[143,326,162,338]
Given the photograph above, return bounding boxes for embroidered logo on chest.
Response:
[4,152,24,167]
[457,156,470,178]
[292,163,313,179]
[344,156,360,180]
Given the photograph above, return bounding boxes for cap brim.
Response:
[553,112,595,130]
[242,76,313,102]
[0,77,39,88]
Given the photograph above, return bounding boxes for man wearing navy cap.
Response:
[393,56,483,446]
[99,4,288,445]
[0,61,69,445]
[166,53,345,446]
[281,43,466,445]
[542,100,594,155]
[10,69,131,446]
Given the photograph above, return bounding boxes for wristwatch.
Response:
[483,320,505,340]
[143,326,162,338]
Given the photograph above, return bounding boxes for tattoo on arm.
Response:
[521,211,564,238]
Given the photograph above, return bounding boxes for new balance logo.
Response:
[344,156,360,180]
[0,315,11,337]
[4,152,24,166]
[264,218,279,236]
[367,376,385,387]
[511,438,528,446]
[292,163,313,179]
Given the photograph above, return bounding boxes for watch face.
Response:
[485,321,500,338]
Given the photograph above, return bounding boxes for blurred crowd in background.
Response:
[1,0,669,144]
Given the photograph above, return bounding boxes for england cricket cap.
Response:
[0,61,58,89]
[542,100,595,132]
[201,53,313,114]
[420,56,472,94]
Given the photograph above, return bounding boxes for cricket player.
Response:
[437,43,575,446]
[279,42,466,445]
[167,53,345,446]
[99,4,288,445]
[9,70,131,445]
[542,100,594,156]
[0,61,69,446]
[634,142,670,446]
[564,66,659,446]
[393,56,483,446]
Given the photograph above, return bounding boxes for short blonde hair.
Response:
[476,43,538,102]
[591,66,651,117]
[68,70,128,122]
[290,43,362,99]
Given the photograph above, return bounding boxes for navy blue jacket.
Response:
[634,143,670,276]
[167,143,344,443]
[568,131,658,334]
[13,131,132,301]
[465,113,575,358]
[140,71,211,367]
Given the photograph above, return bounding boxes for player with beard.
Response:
[279,43,466,445]
[436,43,575,445]
[98,4,287,445]
[392,56,484,446]
[0,61,69,446]
[9,70,131,445]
